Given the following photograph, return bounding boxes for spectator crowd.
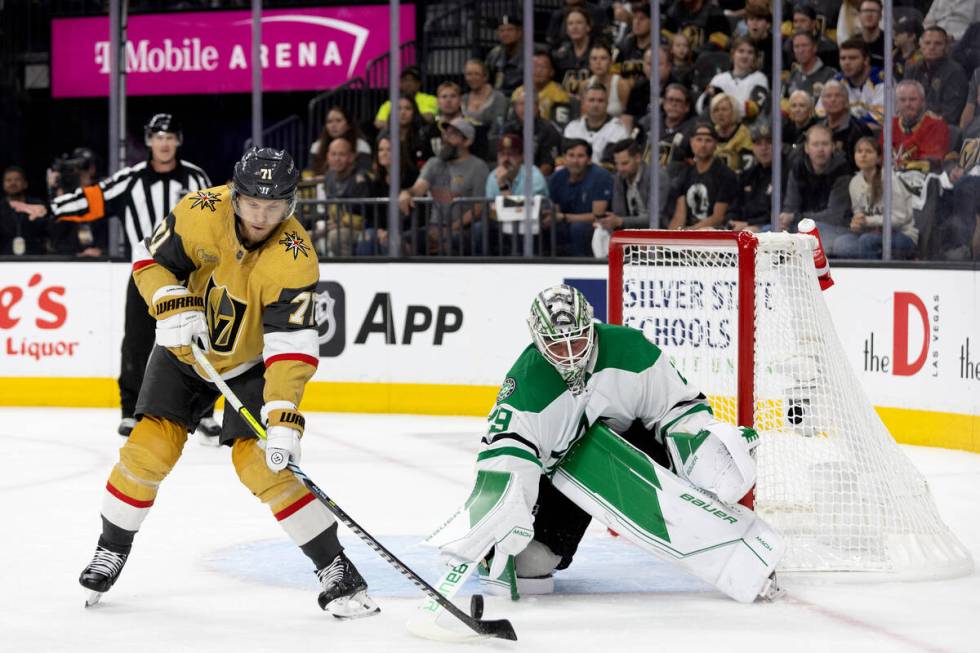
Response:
[4,0,980,261]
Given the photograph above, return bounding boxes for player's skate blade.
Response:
[84,590,104,607]
[324,589,380,620]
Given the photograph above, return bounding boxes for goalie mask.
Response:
[527,284,596,393]
[232,147,300,221]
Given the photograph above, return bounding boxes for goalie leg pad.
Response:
[553,423,784,603]
[103,416,187,531]
[232,438,335,546]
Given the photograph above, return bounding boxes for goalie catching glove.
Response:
[665,416,759,504]
[260,401,304,471]
[424,470,534,580]
[152,285,209,365]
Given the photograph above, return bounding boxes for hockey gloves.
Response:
[666,422,759,505]
[424,470,534,579]
[260,401,304,472]
[152,284,209,365]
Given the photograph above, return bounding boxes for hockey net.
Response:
[609,230,973,579]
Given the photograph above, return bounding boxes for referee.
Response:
[51,114,217,440]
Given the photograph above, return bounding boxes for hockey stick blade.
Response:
[406,562,517,642]
[190,343,516,642]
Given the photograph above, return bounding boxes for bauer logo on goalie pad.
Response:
[314,281,345,357]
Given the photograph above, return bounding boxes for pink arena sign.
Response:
[51,6,415,98]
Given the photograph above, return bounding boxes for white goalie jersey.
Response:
[479,322,758,505]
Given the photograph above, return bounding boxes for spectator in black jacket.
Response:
[727,123,787,232]
[501,87,563,177]
[779,124,853,254]
[905,26,968,125]
[1,166,49,255]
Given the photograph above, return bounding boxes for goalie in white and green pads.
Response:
[426,284,784,604]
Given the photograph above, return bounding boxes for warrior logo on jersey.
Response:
[279,231,310,259]
[190,190,222,212]
[204,276,247,354]
[496,377,517,404]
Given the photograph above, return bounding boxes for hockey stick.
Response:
[190,343,517,642]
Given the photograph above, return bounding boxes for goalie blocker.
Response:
[428,421,784,604]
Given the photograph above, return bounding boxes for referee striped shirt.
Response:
[51,159,211,260]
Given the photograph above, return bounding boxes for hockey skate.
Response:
[195,416,222,446]
[117,417,136,437]
[79,543,130,607]
[315,553,380,619]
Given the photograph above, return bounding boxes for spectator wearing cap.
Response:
[399,117,490,254]
[485,16,524,97]
[502,88,563,176]
[785,4,840,72]
[905,26,968,126]
[786,31,838,101]
[668,121,738,230]
[547,138,613,256]
[421,81,490,163]
[512,50,579,131]
[563,82,630,165]
[696,37,770,122]
[608,138,668,229]
[546,0,609,50]
[664,0,732,53]
[1,166,50,255]
[461,59,509,150]
[825,38,885,128]
[477,132,550,255]
[780,123,853,251]
[894,16,924,79]
[855,0,885,69]
[819,80,872,172]
[727,122,789,232]
[374,67,437,131]
[881,79,950,174]
[617,3,652,68]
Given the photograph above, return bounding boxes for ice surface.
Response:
[1,408,976,652]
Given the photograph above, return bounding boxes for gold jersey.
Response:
[133,184,320,407]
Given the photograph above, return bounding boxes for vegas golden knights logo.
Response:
[205,277,247,353]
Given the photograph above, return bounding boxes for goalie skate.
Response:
[315,553,380,619]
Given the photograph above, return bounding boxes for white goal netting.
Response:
[617,231,972,579]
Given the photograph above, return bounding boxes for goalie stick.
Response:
[190,343,517,642]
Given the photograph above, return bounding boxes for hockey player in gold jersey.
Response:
[78,147,379,619]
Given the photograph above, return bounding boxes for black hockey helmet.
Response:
[144,113,183,145]
[232,146,300,217]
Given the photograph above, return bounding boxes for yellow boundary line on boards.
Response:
[2,377,977,453]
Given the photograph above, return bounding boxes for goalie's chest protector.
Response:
[496,324,690,471]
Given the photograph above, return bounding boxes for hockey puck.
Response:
[470,594,484,620]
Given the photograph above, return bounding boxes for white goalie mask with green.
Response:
[527,284,597,393]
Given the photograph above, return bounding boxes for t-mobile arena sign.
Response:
[51,6,415,98]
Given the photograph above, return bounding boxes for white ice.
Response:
[1,408,976,653]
